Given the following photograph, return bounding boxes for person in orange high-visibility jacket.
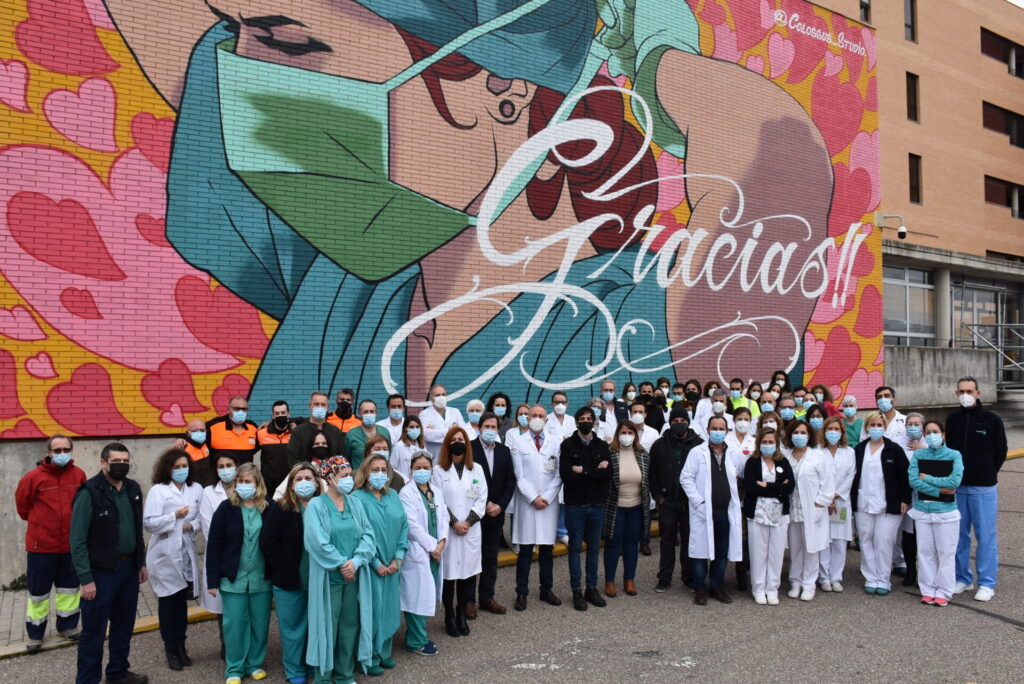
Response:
[182,418,214,486]
[258,400,294,493]
[206,396,260,466]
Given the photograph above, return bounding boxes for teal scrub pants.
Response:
[404,613,428,650]
[315,582,359,684]
[273,586,309,680]
[221,589,272,679]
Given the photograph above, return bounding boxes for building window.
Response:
[984,175,1022,219]
[884,266,935,346]
[906,73,919,121]
[981,28,1023,78]
[860,0,871,23]
[904,0,917,41]
[908,153,922,204]
[982,101,1023,147]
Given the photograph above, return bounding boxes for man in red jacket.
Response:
[15,434,87,653]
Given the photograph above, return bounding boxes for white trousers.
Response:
[818,539,849,583]
[916,519,959,600]
[787,522,819,590]
[856,512,902,590]
[747,519,787,597]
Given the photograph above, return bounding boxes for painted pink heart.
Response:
[135,214,170,247]
[828,163,874,237]
[43,77,118,153]
[46,363,142,435]
[0,305,46,341]
[809,327,862,388]
[0,349,27,420]
[862,27,877,69]
[25,351,58,379]
[0,60,31,113]
[811,74,863,156]
[160,404,187,428]
[141,358,207,412]
[849,131,881,211]
[712,24,742,63]
[874,343,884,367]
[131,113,174,173]
[81,0,116,30]
[655,152,686,212]
[824,50,843,77]
[844,368,884,404]
[212,374,252,415]
[759,0,776,29]
[782,0,828,83]
[1,418,47,440]
[699,0,727,26]
[803,331,827,373]
[732,0,772,51]
[768,33,795,79]
[745,54,766,77]
[854,285,882,338]
[15,0,117,76]
[810,243,857,324]
[831,15,863,82]
[175,277,270,359]
[60,287,103,319]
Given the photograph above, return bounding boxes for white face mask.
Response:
[958,393,977,408]
[553,403,567,416]
[433,394,447,409]
[750,391,761,400]
[618,433,635,448]
[630,412,645,425]
[734,420,750,433]
[712,401,725,414]
[626,391,637,401]
[762,421,777,431]
[529,417,546,433]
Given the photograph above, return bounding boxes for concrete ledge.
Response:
[1008,449,1024,460]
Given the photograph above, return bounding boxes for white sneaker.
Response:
[788,585,802,599]
[831,581,844,593]
[754,593,768,605]
[819,581,832,592]
[974,586,994,602]
[953,581,975,594]
[766,593,779,605]
[800,587,815,601]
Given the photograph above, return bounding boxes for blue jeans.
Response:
[692,512,730,590]
[557,506,568,540]
[76,557,140,684]
[603,506,642,582]
[564,505,604,590]
[955,485,999,589]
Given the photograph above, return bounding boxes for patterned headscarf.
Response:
[319,455,351,480]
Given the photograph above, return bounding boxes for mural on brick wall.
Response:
[0,0,881,437]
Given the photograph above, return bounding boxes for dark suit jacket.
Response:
[472,438,516,512]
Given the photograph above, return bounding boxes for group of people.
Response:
[14,373,1008,684]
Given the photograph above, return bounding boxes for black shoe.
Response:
[572,590,588,611]
[694,588,708,605]
[444,611,460,638]
[539,590,562,606]
[893,566,907,578]
[736,573,749,592]
[499,535,511,549]
[107,671,149,684]
[655,581,670,593]
[165,645,183,671]
[177,642,192,667]
[455,606,471,636]
[219,639,225,661]
[902,572,917,587]
[584,587,607,607]
[639,543,652,556]
[514,594,527,612]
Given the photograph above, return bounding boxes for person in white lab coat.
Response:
[382,393,408,446]
[627,402,660,452]
[391,417,426,481]
[464,399,485,442]
[742,428,794,605]
[433,427,486,637]
[400,451,447,656]
[691,380,724,439]
[198,453,237,660]
[819,417,856,592]
[144,448,202,671]
[782,421,834,601]
[680,415,743,606]
[693,389,734,441]
[726,406,755,593]
[545,391,577,441]
[510,405,563,611]
[419,384,465,458]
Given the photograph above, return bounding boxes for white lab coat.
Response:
[419,405,465,458]
[390,439,423,481]
[144,481,202,598]
[464,422,480,442]
[691,398,713,434]
[679,443,743,561]
[382,418,405,446]
[433,463,486,580]
[399,481,448,616]
[545,413,576,441]
[693,411,734,440]
[725,432,755,462]
[510,431,562,545]
[198,481,228,613]
[785,448,835,553]
[824,445,856,541]
[637,424,659,452]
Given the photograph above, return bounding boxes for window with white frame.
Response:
[884,265,936,346]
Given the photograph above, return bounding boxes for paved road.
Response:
[3,461,1023,683]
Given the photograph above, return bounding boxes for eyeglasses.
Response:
[50,447,72,454]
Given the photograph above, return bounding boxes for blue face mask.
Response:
[336,476,354,495]
[791,433,809,448]
[412,469,433,485]
[868,426,885,441]
[389,409,404,421]
[673,394,683,402]
[52,453,72,467]
[171,468,189,484]
[780,408,796,421]
[235,483,256,500]
[188,431,206,443]
[231,410,248,424]
[406,427,421,441]
[708,430,727,445]
[761,402,774,414]
[518,414,529,427]
[877,397,893,412]
[468,411,482,424]
[218,467,236,484]
[294,480,317,499]
[369,472,389,490]
[907,425,923,439]
[760,444,777,458]
[843,406,857,419]
[494,406,507,418]
[601,391,615,402]
[730,390,741,399]
[362,413,377,427]
[311,406,328,421]
[924,433,943,449]
[481,429,498,444]
[809,417,824,431]
[824,430,842,446]
[794,397,805,408]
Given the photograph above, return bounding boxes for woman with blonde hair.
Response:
[351,451,409,674]
[363,434,406,490]
[206,463,272,684]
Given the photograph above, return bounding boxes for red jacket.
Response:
[15,459,87,554]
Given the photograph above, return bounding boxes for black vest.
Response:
[79,473,145,571]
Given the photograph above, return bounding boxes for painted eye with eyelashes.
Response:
[240,14,333,57]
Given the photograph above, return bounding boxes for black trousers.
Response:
[157,585,190,647]
[443,578,475,611]
[657,503,692,586]
[902,529,918,574]
[478,512,504,603]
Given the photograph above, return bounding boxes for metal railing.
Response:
[959,323,1024,388]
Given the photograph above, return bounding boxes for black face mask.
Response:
[654,395,667,407]
[273,415,289,430]
[685,391,700,403]
[449,442,466,456]
[670,423,689,438]
[577,421,594,435]
[336,401,353,419]
[107,462,130,481]
[311,446,329,460]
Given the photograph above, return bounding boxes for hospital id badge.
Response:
[544,458,556,472]
[829,506,847,524]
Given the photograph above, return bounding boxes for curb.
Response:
[1007,449,1024,460]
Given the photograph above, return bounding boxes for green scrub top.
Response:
[221,506,272,593]
[420,488,439,571]
[327,503,358,585]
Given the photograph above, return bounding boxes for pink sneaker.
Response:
[920,596,934,605]
[933,597,949,607]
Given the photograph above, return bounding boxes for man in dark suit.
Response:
[473,412,517,616]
